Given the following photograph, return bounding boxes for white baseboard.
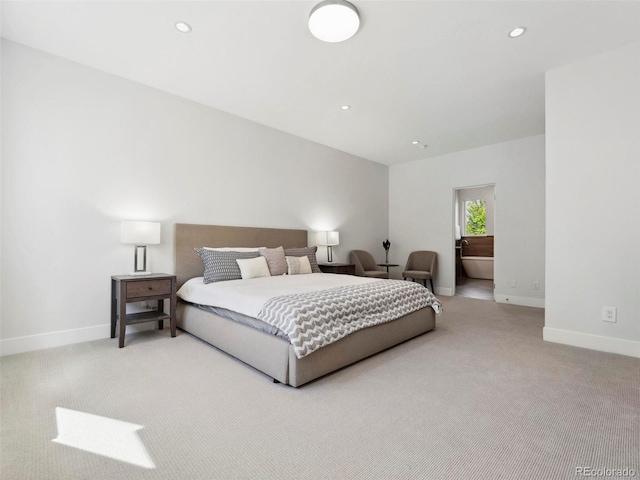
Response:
[543,327,640,358]
[494,294,545,308]
[0,322,156,357]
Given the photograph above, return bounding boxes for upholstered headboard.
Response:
[174,223,308,289]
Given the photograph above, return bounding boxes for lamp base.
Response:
[129,271,152,276]
[327,245,333,263]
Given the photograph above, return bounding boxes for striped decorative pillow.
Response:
[286,255,312,275]
[283,246,322,273]
[195,248,259,284]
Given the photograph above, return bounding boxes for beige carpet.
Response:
[1,296,638,479]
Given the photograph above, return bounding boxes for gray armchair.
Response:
[350,250,389,279]
[403,251,437,291]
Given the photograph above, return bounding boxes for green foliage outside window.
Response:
[465,200,486,235]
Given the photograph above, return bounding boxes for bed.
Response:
[175,223,439,387]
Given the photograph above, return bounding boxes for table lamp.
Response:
[121,221,161,275]
[319,231,339,263]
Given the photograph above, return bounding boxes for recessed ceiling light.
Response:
[175,21,192,33]
[508,26,526,38]
[309,0,360,43]
[411,141,420,145]
[340,105,351,110]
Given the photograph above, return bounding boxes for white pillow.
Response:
[286,255,312,275]
[204,247,263,252]
[236,256,271,279]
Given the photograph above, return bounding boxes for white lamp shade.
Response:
[320,231,340,246]
[121,221,161,245]
[309,0,360,43]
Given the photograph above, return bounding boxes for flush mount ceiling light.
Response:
[175,21,192,33]
[340,105,351,110]
[309,0,360,43]
[508,26,526,38]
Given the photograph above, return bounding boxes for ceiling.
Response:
[2,1,639,165]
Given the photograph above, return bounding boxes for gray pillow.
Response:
[195,248,259,284]
[283,246,322,273]
[259,246,287,276]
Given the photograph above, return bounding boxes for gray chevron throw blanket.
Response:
[257,280,442,359]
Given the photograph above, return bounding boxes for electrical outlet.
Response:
[602,306,617,323]
[510,279,517,288]
[533,281,539,290]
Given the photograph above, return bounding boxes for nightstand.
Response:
[111,273,177,348]
[318,263,356,275]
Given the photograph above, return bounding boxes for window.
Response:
[464,199,486,235]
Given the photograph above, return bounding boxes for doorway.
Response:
[453,184,495,301]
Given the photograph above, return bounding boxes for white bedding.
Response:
[177,273,379,318]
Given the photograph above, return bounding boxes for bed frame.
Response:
[175,223,436,387]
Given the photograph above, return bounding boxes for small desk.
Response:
[377,262,399,273]
[318,263,356,275]
[111,273,177,348]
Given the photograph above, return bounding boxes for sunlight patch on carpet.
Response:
[52,407,155,469]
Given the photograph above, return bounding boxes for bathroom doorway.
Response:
[453,184,495,301]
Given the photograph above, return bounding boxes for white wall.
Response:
[389,135,545,306]
[0,14,3,362]
[0,41,389,355]
[545,42,640,358]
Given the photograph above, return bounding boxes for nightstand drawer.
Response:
[331,265,355,275]
[126,279,172,299]
[318,263,356,275]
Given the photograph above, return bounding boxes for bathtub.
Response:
[461,256,494,280]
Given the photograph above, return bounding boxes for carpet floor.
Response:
[1,295,638,480]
